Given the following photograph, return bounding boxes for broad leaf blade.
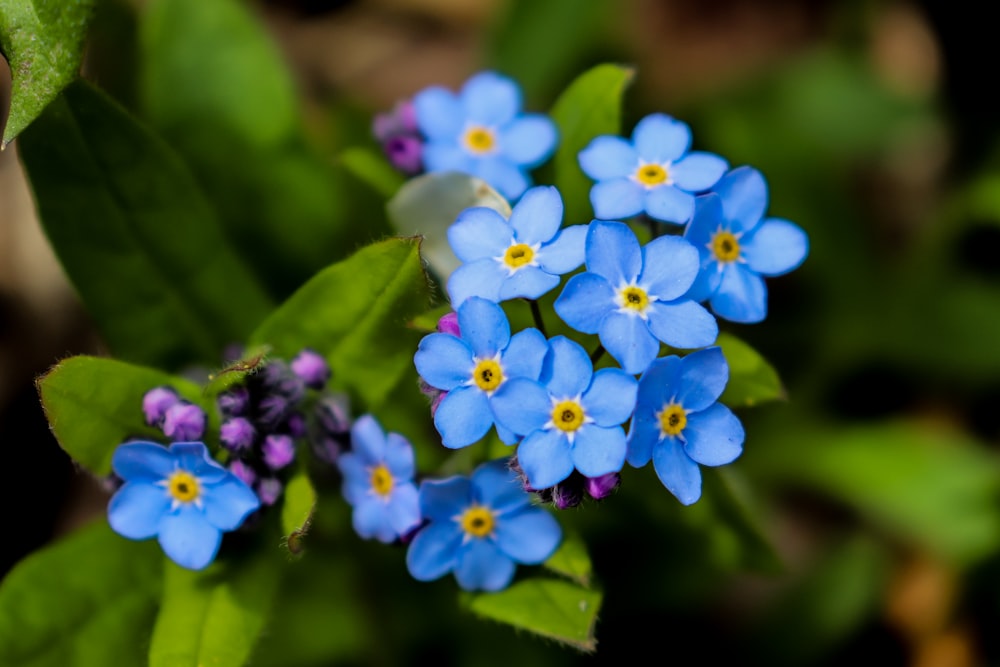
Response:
[717,332,785,407]
[543,530,593,587]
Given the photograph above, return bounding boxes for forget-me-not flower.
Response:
[446,186,586,307]
[413,71,557,200]
[554,221,718,375]
[626,347,744,505]
[406,459,561,591]
[578,113,728,224]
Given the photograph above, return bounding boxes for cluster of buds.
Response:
[373,101,423,175]
[143,386,207,442]
[510,456,619,510]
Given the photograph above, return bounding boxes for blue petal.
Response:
[625,417,660,468]
[509,186,562,245]
[496,421,518,445]
[674,347,729,412]
[743,218,809,276]
[683,403,744,466]
[419,476,472,521]
[578,136,638,180]
[494,508,562,564]
[455,539,516,591]
[712,166,768,230]
[448,207,511,263]
[710,265,767,323]
[112,441,174,481]
[670,152,729,192]
[414,333,474,391]
[490,378,551,436]
[422,143,473,172]
[501,116,557,167]
[517,428,574,489]
[572,425,627,478]
[498,266,560,300]
[501,328,548,381]
[635,355,682,412]
[462,71,521,126]
[472,459,529,514]
[652,438,703,505]
[590,179,644,220]
[458,296,511,358]
[685,194,723,250]
[586,220,642,286]
[434,386,494,449]
[158,507,222,570]
[645,185,694,224]
[387,483,422,535]
[349,414,386,464]
[337,452,368,504]
[447,260,506,306]
[407,521,462,581]
[686,263,724,303]
[169,443,227,483]
[632,113,691,162]
[639,235,700,301]
[599,312,660,375]
[202,476,260,531]
[537,224,586,275]
[582,368,638,426]
[542,336,593,398]
[553,272,614,334]
[353,496,395,543]
[108,482,169,539]
[413,87,464,140]
[646,300,718,348]
[385,432,416,481]
[475,157,530,201]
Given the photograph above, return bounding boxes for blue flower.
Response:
[626,347,744,505]
[413,71,557,200]
[107,441,260,570]
[337,415,422,543]
[685,166,809,323]
[579,113,728,224]
[406,459,561,591]
[554,221,718,375]
[414,297,548,449]
[490,336,638,489]
[446,186,587,306]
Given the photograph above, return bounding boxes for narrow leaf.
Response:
[340,147,405,199]
[281,468,316,553]
[717,332,786,407]
[543,530,593,587]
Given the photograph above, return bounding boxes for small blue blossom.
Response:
[626,347,744,505]
[337,415,421,544]
[579,113,728,224]
[490,336,638,489]
[446,186,587,306]
[685,166,809,323]
[414,297,549,449]
[107,441,260,570]
[406,459,562,591]
[413,71,557,200]
[554,221,718,375]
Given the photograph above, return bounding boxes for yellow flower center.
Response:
[657,404,687,437]
[166,471,201,503]
[635,163,668,187]
[619,285,650,313]
[463,126,496,155]
[551,400,586,433]
[472,358,504,392]
[461,505,495,538]
[503,243,535,270]
[370,464,394,497]
[711,231,741,263]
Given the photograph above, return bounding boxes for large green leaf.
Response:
[0,0,93,145]
[466,579,602,652]
[37,355,209,476]
[717,332,785,407]
[543,530,593,587]
[249,237,431,409]
[18,80,273,370]
[0,521,162,667]
[548,64,634,225]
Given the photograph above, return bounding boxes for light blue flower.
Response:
[685,166,809,323]
[626,347,744,505]
[337,415,421,543]
[446,186,587,306]
[413,71,557,200]
[414,297,548,449]
[579,113,728,224]
[554,221,718,375]
[406,459,561,591]
[107,441,260,570]
[490,336,638,489]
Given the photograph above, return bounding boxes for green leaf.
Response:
[699,468,783,574]
[340,146,405,199]
[149,552,281,667]
[0,521,162,667]
[548,64,634,224]
[717,332,786,407]
[0,0,94,145]
[38,355,209,476]
[466,579,602,652]
[18,80,273,370]
[281,468,316,553]
[249,237,431,409]
[543,530,593,587]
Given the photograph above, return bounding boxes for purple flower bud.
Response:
[262,361,305,404]
[217,386,250,417]
[262,434,295,470]
[257,394,291,428]
[436,311,460,336]
[162,402,206,441]
[383,136,423,174]
[220,417,256,453]
[373,100,418,140]
[310,435,342,465]
[316,393,351,435]
[552,481,583,510]
[256,477,283,506]
[228,459,257,487]
[286,412,307,439]
[430,391,446,418]
[143,386,179,426]
[291,349,331,390]
[585,472,620,500]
